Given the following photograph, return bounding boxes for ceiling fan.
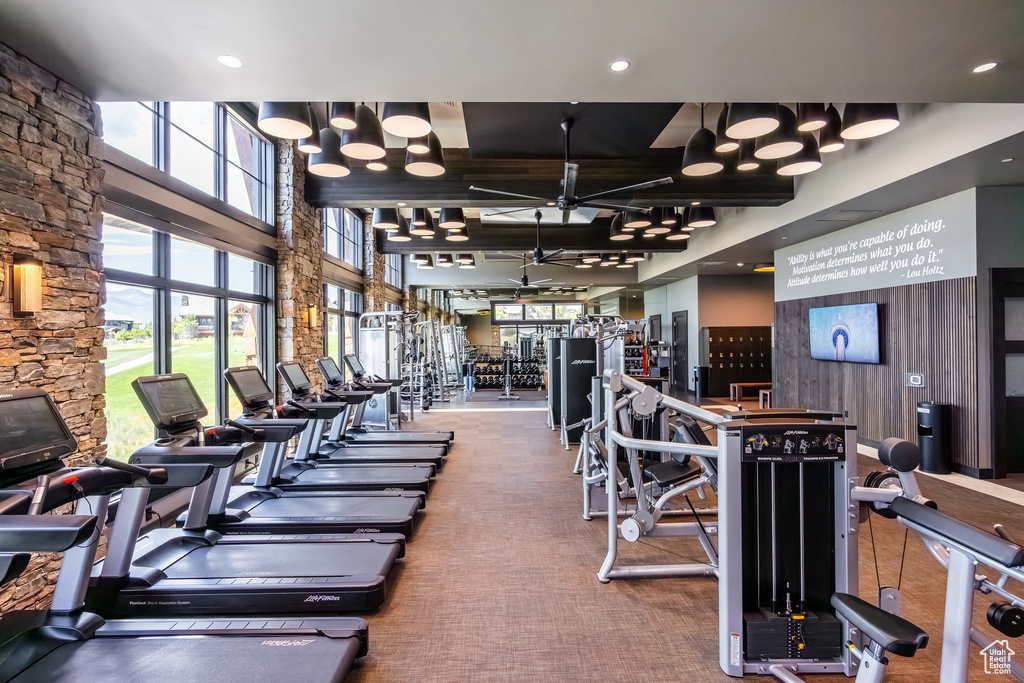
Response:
[505,209,579,267]
[485,253,565,289]
[469,117,674,224]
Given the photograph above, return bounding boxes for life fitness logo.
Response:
[571,359,596,365]
[304,594,342,603]
[261,639,316,647]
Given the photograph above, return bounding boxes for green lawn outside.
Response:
[104,337,255,460]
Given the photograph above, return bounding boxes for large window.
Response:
[101,213,274,459]
[324,284,363,380]
[385,253,402,288]
[323,209,363,269]
[98,102,274,222]
[491,302,584,324]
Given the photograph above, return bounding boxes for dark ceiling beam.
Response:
[375,218,689,254]
[307,149,793,209]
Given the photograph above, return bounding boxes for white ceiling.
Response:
[0,0,1021,102]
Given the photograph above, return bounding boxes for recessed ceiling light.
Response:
[546,201,556,206]
[781,236,788,240]
[737,262,745,267]
[397,202,407,206]
[217,54,243,68]
[570,101,579,105]
[691,201,700,206]
[973,62,998,73]
[1002,158,1014,163]
[609,60,631,72]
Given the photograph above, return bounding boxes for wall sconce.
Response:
[12,256,43,317]
[308,304,318,327]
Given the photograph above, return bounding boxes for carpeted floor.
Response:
[347,408,1024,682]
[466,390,549,402]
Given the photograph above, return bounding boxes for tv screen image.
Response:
[808,303,881,364]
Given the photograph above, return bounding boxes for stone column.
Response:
[402,284,417,313]
[0,42,106,610]
[362,214,385,311]
[275,140,323,393]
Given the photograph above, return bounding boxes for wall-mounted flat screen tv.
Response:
[808,303,881,364]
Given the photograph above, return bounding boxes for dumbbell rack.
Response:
[472,355,544,391]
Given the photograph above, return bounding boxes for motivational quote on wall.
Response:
[775,191,977,301]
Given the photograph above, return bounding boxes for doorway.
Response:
[649,314,662,343]
[993,270,1024,475]
[671,310,688,393]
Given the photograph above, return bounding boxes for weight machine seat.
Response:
[831,593,928,658]
[890,497,1024,568]
[643,416,711,487]
[644,459,703,487]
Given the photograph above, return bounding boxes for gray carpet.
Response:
[347,408,1024,682]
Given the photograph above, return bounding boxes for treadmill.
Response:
[195,365,424,538]
[329,354,454,444]
[276,361,448,470]
[0,388,368,683]
[86,373,404,617]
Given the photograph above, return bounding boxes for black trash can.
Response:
[694,365,710,399]
[917,402,952,474]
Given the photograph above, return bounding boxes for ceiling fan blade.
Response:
[542,248,566,261]
[484,207,536,217]
[580,200,645,212]
[576,176,674,204]
[532,278,554,284]
[563,162,579,202]
[469,186,552,202]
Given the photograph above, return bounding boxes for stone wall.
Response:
[0,43,106,611]
[362,215,386,311]
[275,140,323,395]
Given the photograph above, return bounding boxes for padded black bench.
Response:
[890,497,1024,568]
[831,593,928,658]
[644,415,711,488]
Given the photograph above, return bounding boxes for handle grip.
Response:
[225,419,258,435]
[97,456,170,485]
[28,475,49,515]
[286,399,317,417]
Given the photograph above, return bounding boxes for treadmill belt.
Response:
[163,542,396,579]
[251,496,419,519]
[348,432,450,444]
[296,467,432,484]
[13,635,358,683]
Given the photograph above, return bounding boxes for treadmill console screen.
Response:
[318,357,343,383]
[225,367,274,405]
[0,390,76,471]
[342,354,366,378]
[132,374,208,431]
[277,362,311,391]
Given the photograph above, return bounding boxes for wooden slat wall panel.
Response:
[773,277,980,473]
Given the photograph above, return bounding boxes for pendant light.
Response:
[436,253,454,268]
[736,139,760,171]
[609,213,634,241]
[819,104,845,153]
[725,103,779,139]
[777,133,822,176]
[439,208,466,229]
[574,258,593,269]
[297,105,322,153]
[615,254,633,268]
[661,209,678,226]
[257,102,313,139]
[681,104,724,177]
[406,136,429,154]
[625,253,646,262]
[599,253,618,266]
[680,208,695,231]
[458,255,476,268]
[797,103,827,132]
[623,209,650,230]
[416,255,434,269]
[340,104,387,160]
[410,209,436,237]
[381,103,432,138]
[455,253,474,264]
[445,226,469,241]
[387,215,412,242]
[366,159,388,172]
[666,216,691,241]
[755,105,803,160]
[581,253,602,263]
[329,102,357,130]
[841,103,900,140]
[645,208,671,235]
[371,208,400,231]
[405,131,445,176]
[410,253,430,264]
[715,104,739,153]
[307,128,350,177]
[687,206,717,228]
